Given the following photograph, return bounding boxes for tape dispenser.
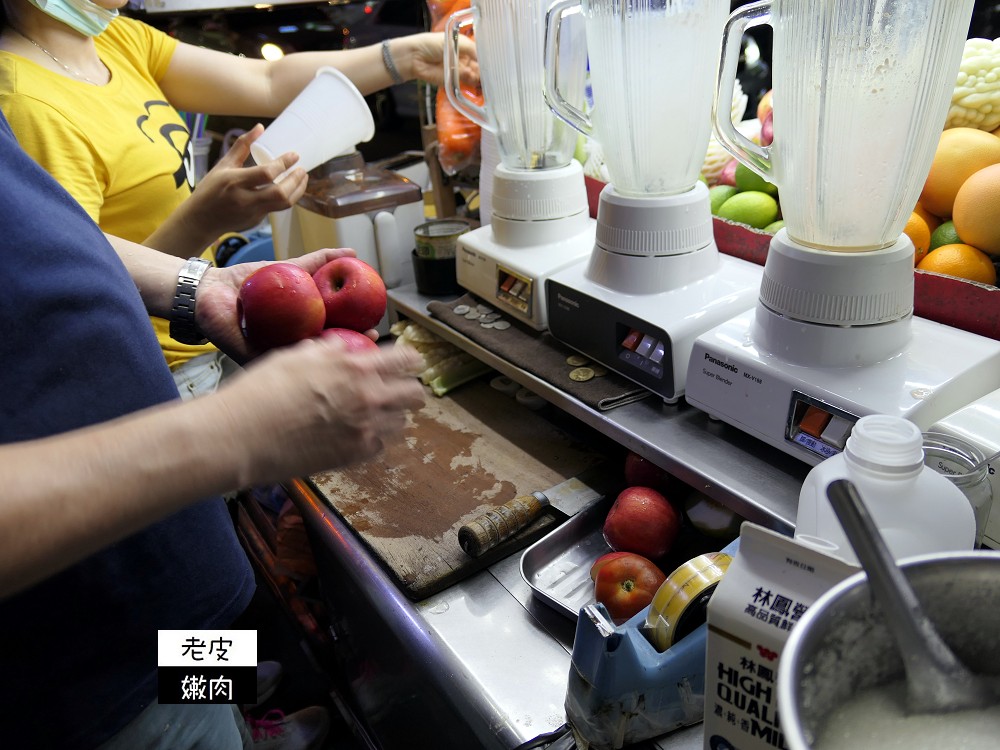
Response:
[564,542,738,750]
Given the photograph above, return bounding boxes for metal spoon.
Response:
[826,478,996,715]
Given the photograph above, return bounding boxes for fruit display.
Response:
[943,37,1000,133]
[702,88,783,232]
[237,258,387,351]
[913,123,1000,286]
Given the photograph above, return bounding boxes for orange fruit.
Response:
[952,163,1000,256]
[917,243,997,285]
[912,201,941,234]
[902,212,931,265]
[919,128,1000,218]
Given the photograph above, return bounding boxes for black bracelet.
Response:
[381,39,404,86]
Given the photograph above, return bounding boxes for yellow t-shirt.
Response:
[0,16,215,369]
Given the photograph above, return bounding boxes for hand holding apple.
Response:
[237,262,326,351]
[603,486,682,560]
[312,257,387,332]
[320,327,379,353]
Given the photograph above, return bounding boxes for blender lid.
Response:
[298,151,423,218]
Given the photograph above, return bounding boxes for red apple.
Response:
[238,263,326,351]
[320,327,379,353]
[603,486,682,560]
[717,158,739,187]
[312,257,387,332]
[760,109,774,147]
[623,451,676,495]
[756,88,773,123]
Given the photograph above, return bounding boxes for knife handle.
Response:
[458,493,547,558]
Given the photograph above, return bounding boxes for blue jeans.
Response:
[172,352,242,401]
[97,703,252,750]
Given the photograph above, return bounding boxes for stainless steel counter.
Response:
[293,478,704,749]
[288,285,809,749]
[389,284,806,534]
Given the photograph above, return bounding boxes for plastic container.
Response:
[250,66,374,183]
[795,414,976,564]
[923,431,994,548]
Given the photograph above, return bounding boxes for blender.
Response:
[442,0,594,330]
[685,0,1000,465]
[542,0,763,404]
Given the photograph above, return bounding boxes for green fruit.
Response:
[716,191,780,230]
[929,220,963,251]
[734,163,779,197]
[763,220,785,233]
[709,185,739,215]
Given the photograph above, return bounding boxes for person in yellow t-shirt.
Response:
[0,0,478,399]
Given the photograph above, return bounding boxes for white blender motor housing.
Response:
[542,0,762,403]
[684,0,1000,465]
[686,230,1000,465]
[443,0,595,331]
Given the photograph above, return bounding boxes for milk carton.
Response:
[703,523,856,750]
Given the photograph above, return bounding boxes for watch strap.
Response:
[169,257,212,345]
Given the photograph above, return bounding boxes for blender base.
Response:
[545,253,763,403]
[685,309,1000,465]
[455,217,596,330]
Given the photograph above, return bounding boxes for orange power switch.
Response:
[799,405,833,438]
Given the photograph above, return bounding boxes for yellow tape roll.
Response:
[644,552,732,652]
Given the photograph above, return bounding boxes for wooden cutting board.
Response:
[305,378,606,600]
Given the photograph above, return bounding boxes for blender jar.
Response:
[714,0,974,250]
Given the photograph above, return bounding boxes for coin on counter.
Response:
[476,304,494,314]
[480,322,495,329]
[464,311,481,320]
[493,320,511,330]
[453,304,471,315]
[569,367,595,382]
[566,354,590,367]
[591,365,608,377]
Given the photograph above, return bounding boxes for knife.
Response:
[458,464,613,558]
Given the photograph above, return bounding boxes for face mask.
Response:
[26,0,118,37]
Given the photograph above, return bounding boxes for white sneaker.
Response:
[246,706,331,750]
[252,660,283,708]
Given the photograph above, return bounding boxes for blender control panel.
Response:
[495,265,533,319]
[619,327,668,379]
[785,392,858,460]
[547,277,676,400]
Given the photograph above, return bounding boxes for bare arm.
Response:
[159,31,478,119]
[0,240,425,598]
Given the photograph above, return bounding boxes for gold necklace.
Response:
[13,30,100,85]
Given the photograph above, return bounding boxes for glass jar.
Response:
[923,431,994,547]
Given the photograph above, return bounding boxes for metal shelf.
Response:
[389,284,807,534]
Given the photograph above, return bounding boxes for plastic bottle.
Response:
[795,414,976,564]
[922,431,994,548]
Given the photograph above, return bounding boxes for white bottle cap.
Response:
[845,414,924,474]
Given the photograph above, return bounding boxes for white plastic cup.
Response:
[250,66,375,182]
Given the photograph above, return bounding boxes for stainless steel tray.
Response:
[519,497,614,620]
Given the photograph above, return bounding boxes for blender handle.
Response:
[544,0,592,137]
[715,0,773,180]
[444,9,490,130]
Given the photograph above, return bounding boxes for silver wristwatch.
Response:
[169,257,212,345]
